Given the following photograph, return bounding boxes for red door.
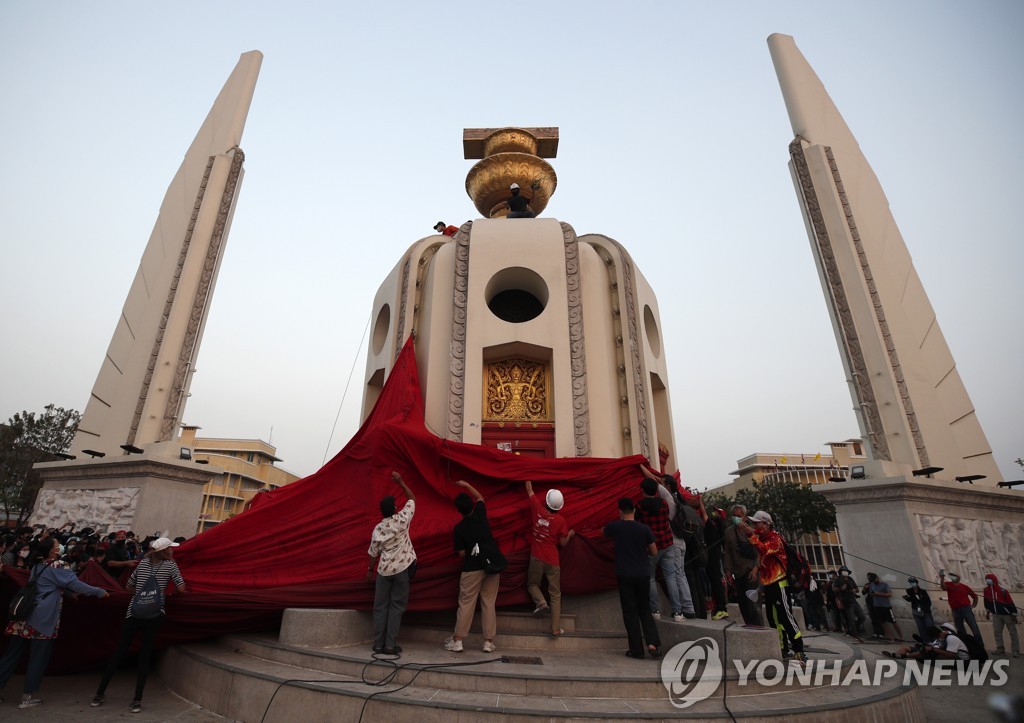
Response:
[481,423,555,458]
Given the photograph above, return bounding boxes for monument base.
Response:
[34,454,220,539]
[816,475,1024,593]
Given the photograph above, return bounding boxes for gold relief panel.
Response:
[484,359,551,422]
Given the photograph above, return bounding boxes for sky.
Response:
[1,2,1021,489]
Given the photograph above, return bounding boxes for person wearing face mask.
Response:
[983,573,1019,657]
[831,565,865,641]
[723,504,762,626]
[902,577,934,641]
[939,570,984,644]
[747,511,806,663]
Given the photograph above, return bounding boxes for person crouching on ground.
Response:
[525,480,574,636]
[745,511,806,663]
[604,498,662,659]
[367,471,417,656]
[444,480,504,654]
[91,536,186,713]
[0,537,109,709]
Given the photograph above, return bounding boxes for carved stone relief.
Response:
[561,222,590,456]
[915,513,1024,589]
[789,140,892,461]
[33,487,140,531]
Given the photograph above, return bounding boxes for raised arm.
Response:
[392,471,415,503]
[454,479,483,502]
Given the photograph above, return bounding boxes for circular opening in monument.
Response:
[485,267,549,324]
[644,304,661,358]
[372,304,391,355]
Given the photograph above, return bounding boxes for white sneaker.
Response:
[482,641,496,653]
[443,637,463,652]
[18,696,42,709]
[672,613,684,622]
[652,611,662,620]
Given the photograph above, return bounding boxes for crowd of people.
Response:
[0,522,187,712]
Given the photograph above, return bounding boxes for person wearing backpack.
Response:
[91,536,186,714]
[0,537,109,709]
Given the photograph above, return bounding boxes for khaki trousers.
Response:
[454,570,500,640]
[527,556,561,633]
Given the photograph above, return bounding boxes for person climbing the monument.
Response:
[505,183,536,218]
[983,572,1020,657]
[443,479,504,654]
[433,221,458,237]
[939,570,984,646]
[902,577,935,642]
[367,471,417,656]
[91,536,186,713]
[746,510,807,663]
[637,466,686,621]
[525,480,574,636]
[604,497,663,659]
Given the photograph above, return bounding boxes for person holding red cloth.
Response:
[524,480,574,636]
[939,570,984,644]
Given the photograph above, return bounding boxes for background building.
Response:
[179,425,300,534]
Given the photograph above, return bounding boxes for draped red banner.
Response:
[1,338,648,672]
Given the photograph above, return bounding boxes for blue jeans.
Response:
[952,606,983,642]
[649,545,682,615]
[0,636,55,695]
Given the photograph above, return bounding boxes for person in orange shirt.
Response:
[745,510,806,663]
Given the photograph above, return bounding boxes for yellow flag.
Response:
[780,456,788,464]
[814,452,822,462]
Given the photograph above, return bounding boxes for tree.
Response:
[0,404,81,526]
[702,477,837,542]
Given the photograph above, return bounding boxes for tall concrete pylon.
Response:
[72,51,262,460]
[768,34,1002,485]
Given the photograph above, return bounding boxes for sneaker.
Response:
[129,700,142,713]
[782,649,796,659]
[550,628,565,637]
[652,611,662,620]
[443,637,464,652]
[712,611,729,621]
[683,612,697,619]
[672,613,684,622]
[18,696,42,709]
[647,646,662,658]
[90,694,105,707]
[532,604,550,617]
[482,641,496,653]
[792,653,808,664]
[995,649,1006,656]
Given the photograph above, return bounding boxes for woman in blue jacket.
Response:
[0,536,109,709]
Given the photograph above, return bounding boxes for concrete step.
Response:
[406,607,579,633]
[400,623,622,651]
[160,635,923,722]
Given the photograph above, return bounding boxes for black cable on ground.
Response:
[720,620,738,723]
[256,654,501,723]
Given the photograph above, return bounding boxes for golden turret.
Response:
[463,127,558,218]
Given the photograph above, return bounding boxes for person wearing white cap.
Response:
[92,536,186,713]
[747,510,807,663]
[505,182,535,218]
[524,480,574,636]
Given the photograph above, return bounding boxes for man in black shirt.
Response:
[444,480,503,653]
[506,183,535,218]
[604,498,662,659]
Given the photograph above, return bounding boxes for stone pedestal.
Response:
[816,475,1024,591]
[34,454,220,539]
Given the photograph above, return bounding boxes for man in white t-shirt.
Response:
[933,622,971,660]
[367,472,417,656]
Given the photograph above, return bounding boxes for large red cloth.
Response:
[1,338,647,672]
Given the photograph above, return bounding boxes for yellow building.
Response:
[710,439,868,578]
[179,425,300,534]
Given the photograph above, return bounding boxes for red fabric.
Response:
[943,580,978,609]
[0,338,646,672]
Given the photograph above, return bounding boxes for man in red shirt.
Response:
[940,570,984,644]
[525,481,574,636]
[433,221,458,237]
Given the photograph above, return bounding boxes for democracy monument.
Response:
[24,34,1020,722]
